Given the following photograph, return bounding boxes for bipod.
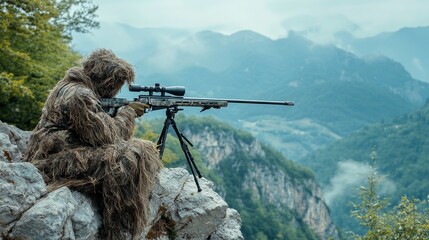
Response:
[157,107,203,192]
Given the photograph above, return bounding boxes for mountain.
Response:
[72,23,429,161]
[300,99,429,233]
[335,26,429,82]
[133,30,429,159]
[136,115,340,240]
[141,30,429,123]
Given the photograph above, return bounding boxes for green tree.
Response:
[0,0,98,129]
[351,151,429,239]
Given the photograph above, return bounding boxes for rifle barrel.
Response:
[225,99,294,106]
[185,97,294,106]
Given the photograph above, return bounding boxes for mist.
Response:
[324,160,396,206]
[93,0,429,41]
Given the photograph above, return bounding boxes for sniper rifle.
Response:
[101,83,294,192]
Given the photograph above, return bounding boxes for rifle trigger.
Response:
[200,106,211,112]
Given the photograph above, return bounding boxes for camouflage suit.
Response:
[26,49,162,239]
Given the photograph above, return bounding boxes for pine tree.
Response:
[351,150,429,239]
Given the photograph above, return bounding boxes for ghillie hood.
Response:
[81,48,135,98]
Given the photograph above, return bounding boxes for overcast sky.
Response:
[93,0,429,41]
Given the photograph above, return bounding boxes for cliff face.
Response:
[182,125,339,240]
[242,164,335,239]
[0,121,243,240]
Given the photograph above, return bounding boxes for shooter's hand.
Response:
[128,102,150,117]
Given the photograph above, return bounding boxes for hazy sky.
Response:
[93,0,429,41]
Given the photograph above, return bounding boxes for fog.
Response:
[93,0,429,41]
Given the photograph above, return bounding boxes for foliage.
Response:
[54,0,99,38]
[351,155,429,240]
[0,0,98,129]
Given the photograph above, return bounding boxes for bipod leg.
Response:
[157,115,172,159]
[170,119,203,192]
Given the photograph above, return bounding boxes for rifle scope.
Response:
[129,83,185,96]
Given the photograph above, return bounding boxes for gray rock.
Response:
[9,187,78,240]
[143,168,243,239]
[70,192,102,240]
[0,120,31,163]
[211,209,243,240]
[0,161,47,228]
[8,187,101,240]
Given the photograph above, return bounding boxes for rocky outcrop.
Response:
[0,121,243,240]
[144,168,242,240]
[0,121,30,163]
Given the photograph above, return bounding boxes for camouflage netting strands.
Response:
[25,49,163,240]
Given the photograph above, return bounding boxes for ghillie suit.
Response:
[25,49,162,239]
